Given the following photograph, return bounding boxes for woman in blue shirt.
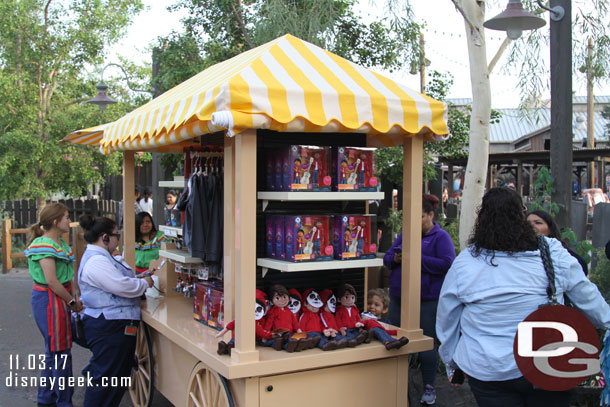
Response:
[437,187,610,406]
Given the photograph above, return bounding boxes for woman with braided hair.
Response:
[437,187,610,407]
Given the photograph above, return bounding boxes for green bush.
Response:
[589,248,610,303]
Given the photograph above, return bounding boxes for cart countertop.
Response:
[141,293,433,380]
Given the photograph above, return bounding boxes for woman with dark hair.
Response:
[164,189,180,226]
[135,211,166,274]
[437,187,610,407]
[527,209,588,274]
[138,186,153,215]
[25,203,83,407]
[77,214,153,406]
[384,194,456,405]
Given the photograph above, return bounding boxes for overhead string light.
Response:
[422,28,506,42]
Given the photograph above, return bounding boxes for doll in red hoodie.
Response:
[216,289,275,355]
[318,289,351,348]
[287,288,302,320]
[301,288,344,351]
[335,283,368,345]
[264,284,305,352]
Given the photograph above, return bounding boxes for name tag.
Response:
[124,324,137,336]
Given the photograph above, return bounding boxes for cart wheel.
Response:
[187,362,234,407]
[129,322,154,407]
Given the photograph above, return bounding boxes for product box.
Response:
[284,215,333,262]
[332,214,377,259]
[266,216,275,258]
[286,145,332,191]
[193,280,224,329]
[334,147,378,191]
[274,215,285,260]
[265,154,275,191]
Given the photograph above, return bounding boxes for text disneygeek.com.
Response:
[5,353,131,391]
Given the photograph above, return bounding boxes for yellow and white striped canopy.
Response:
[64,34,448,153]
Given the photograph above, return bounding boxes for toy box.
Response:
[334,147,378,191]
[266,216,275,258]
[274,215,285,260]
[332,214,377,259]
[265,153,275,191]
[193,280,224,329]
[284,215,333,261]
[286,145,332,191]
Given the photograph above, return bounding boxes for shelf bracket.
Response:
[261,267,269,278]
[262,200,269,212]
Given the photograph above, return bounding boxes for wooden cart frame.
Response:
[119,128,431,407]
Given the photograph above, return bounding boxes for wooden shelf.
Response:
[159,225,182,237]
[257,257,382,274]
[258,191,383,201]
[159,249,202,264]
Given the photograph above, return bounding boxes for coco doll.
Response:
[301,288,343,351]
[287,288,302,319]
[319,289,350,348]
[264,284,302,352]
[335,283,368,345]
[216,289,275,355]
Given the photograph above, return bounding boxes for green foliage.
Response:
[160,153,184,176]
[589,248,610,303]
[152,32,207,94]
[529,167,560,217]
[0,0,145,200]
[603,105,610,139]
[561,228,595,265]
[385,208,403,238]
[441,217,461,255]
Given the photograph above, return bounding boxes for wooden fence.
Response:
[2,220,85,273]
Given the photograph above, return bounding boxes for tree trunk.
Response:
[456,0,492,248]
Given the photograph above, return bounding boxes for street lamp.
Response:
[87,63,152,110]
[483,0,573,228]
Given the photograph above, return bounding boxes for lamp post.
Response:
[484,0,572,229]
[87,63,152,110]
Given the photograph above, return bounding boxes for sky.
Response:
[108,0,610,109]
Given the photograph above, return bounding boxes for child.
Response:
[361,288,409,350]
[264,284,303,352]
[335,283,368,345]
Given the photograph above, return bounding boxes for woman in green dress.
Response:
[134,211,167,274]
[25,202,83,407]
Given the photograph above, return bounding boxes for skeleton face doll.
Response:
[288,296,301,315]
[325,294,336,313]
[304,289,323,312]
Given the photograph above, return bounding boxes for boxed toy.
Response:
[284,215,333,261]
[274,215,285,260]
[332,214,377,259]
[334,147,378,191]
[265,153,275,191]
[266,216,275,258]
[193,280,224,329]
[286,145,332,191]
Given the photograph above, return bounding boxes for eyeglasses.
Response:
[109,233,121,239]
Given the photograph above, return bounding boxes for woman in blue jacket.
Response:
[384,194,456,405]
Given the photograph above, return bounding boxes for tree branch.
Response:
[230,0,254,49]
[451,0,484,46]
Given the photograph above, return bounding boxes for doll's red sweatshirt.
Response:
[335,305,363,329]
[264,306,300,333]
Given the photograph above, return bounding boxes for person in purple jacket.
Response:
[384,194,456,405]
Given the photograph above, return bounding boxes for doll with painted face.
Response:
[318,289,351,348]
[264,284,302,352]
[216,289,275,355]
[335,283,368,345]
[300,288,342,351]
[287,288,302,319]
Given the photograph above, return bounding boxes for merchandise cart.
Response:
[64,34,449,407]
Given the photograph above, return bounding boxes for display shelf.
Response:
[160,249,202,264]
[159,180,185,188]
[159,225,182,237]
[258,191,384,210]
[257,257,382,276]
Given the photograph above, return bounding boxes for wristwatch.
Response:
[68,298,76,308]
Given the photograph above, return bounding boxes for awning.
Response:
[64,34,449,153]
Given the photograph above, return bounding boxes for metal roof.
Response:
[446,98,609,144]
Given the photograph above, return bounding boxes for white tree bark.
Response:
[452,0,492,248]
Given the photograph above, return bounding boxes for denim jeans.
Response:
[468,375,571,407]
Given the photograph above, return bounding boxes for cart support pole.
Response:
[232,130,259,363]
[224,135,235,324]
[401,135,423,334]
[123,151,136,269]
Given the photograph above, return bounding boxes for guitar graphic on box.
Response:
[303,226,317,255]
[301,157,314,185]
[347,158,360,185]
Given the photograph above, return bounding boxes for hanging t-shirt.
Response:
[24,237,75,284]
[135,230,167,269]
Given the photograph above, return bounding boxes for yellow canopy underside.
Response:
[64,34,449,153]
